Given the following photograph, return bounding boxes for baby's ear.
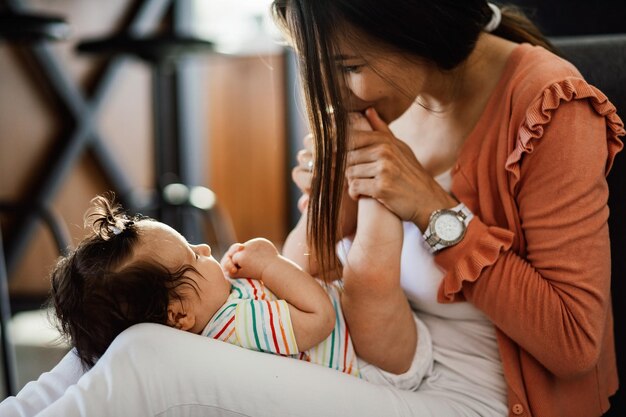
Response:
[167,300,196,331]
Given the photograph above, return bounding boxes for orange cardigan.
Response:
[435,44,624,417]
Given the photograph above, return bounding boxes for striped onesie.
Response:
[202,278,360,377]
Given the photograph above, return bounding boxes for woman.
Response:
[279,1,623,416]
[1,1,622,416]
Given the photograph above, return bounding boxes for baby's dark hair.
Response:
[48,194,198,369]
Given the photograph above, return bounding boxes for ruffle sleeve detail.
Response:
[505,77,625,185]
[436,219,514,302]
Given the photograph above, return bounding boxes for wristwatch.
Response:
[423,202,473,253]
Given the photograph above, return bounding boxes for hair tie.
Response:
[484,3,502,33]
[109,225,122,235]
[108,220,134,236]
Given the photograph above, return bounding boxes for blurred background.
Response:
[0,0,625,414]
[0,0,302,398]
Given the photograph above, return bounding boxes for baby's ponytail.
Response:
[87,194,137,241]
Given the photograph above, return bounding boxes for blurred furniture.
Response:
[0,7,72,397]
[0,0,162,278]
[0,0,234,398]
[76,32,231,248]
[551,34,626,417]
[0,230,16,396]
[0,0,169,396]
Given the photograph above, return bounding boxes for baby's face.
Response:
[133,220,231,333]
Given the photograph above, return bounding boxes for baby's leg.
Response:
[27,323,464,417]
[0,349,84,417]
[342,198,417,373]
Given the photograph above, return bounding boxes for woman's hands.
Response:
[293,134,315,212]
[290,130,358,240]
[289,106,459,233]
[346,108,457,231]
[221,238,280,280]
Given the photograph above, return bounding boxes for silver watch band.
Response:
[423,202,474,253]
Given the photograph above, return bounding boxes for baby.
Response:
[50,195,359,375]
[49,116,431,391]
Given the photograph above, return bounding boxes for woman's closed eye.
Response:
[341,64,364,74]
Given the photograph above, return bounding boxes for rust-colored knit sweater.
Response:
[435,43,624,417]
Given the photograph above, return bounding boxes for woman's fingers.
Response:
[292,165,313,194]
[346,161,396,199]
[297,194,310,212]
[303,132,314,150]
[348,129,385,151]
[345,160,380,200]
[298,133,315,168]
[364,107,393,134]
[292,133,315,195]
[347,177,379,200]
[346,161,379,180]
[347,138,393,167]
[296,148,313,166]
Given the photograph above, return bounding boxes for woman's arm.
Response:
[348,100,619,377]
[222,238,335,351]
[437,100,618,377]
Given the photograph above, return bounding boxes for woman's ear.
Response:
[167,299,196,331]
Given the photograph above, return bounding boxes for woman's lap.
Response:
[2,323,478,417]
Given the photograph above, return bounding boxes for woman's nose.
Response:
[343,90,370,113]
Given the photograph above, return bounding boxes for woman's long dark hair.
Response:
[272,1,554,278]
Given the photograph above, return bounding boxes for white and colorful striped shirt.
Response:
[201,278,360,377]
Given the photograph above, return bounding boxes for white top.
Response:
[338,169,508,416]
[400,170,485,319]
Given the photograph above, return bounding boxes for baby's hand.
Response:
[220,238,280,280]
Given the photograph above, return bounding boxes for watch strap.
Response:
[423,202,473,253]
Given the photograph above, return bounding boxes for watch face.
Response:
[434,213,464,242]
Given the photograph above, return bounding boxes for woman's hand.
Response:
[346,108,457,230]
[289,131,358,238]
[220,238,280,280]
[293,134,315,212]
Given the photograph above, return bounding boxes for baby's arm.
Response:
[221,238,335,351]
[341,115,417,374]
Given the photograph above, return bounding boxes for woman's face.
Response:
[334,31,429,123]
